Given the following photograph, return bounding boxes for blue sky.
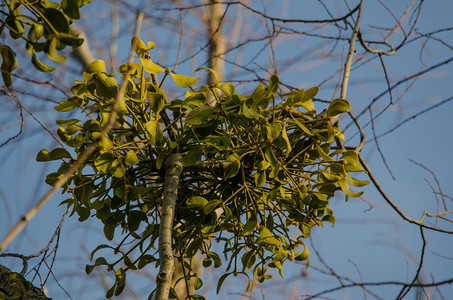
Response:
[1,1,452,299]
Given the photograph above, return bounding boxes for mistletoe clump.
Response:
[37,37,368,298]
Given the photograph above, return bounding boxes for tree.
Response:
[1,1,452,299]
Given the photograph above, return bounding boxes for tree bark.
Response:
[0,265,50,299]
[207,0,225,106]
[155,153,183,300]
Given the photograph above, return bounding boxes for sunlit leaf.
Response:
[31,53,56,72]
[92,73,118,98]
[321,215,336,227]
[62,0,81,19]
[85,59,106,73]
[187,196,208,209]
[45,38,67,62]
[196,67,219,86]
[139,57,164,74]
[295,245,310,261]
[170,73,198,88]
[243,102,263,119]
[346,173,370,187]
[327,98,351,116]
[125,150,139,166]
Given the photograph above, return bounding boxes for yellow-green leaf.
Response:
[31,53,56,72]
[139,57,164,74]
[170,73,198,88]
[45,38,67,63]
[327,98,351,116]
[187,196,208,209]
[125,150,139,166]
[85,59,106,74]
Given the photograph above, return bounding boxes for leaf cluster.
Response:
[0,0,92,86]
[38,37,368,298]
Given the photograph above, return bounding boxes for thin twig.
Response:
[396,227,426,299]
[358,154,453,234]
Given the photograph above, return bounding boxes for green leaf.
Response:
[194,277,203,290]
[148,92,165,114]
[0,45,17,86]
[128,210,146,232]
[145,118,163,145]
[242,250,256,269]
[92,73,118,98]
[85,59,106,73]
[94,153,114,173]
[203,200,221,214]
[196,67,219,86]
[186,196,208,209]
[125,150,139,166]
[268,75,279,95]
[274,246,288,262]
[85,257,108,274]
[294,89,316,111]
[57,33,84,47]
[170,73,198,88]
[182,147,203,166]
[185,106,216,125]
[208,252,222,268]
[295,245,310,261]
[265,122,282,140]
[138,254,157,269]
[220,82,235,96]
[321,215,336,227]
[131,36,155,55]
[203,258,212,267]
[114,268,126,296]
[104,225,115,240]
[139,57,164,74]
[315,144,333,161]
[186,239,202,257]
[225,160,240,179]
[327,98,351,116]
[346,173,370,187]
[184,91,206,106]
[31,53,56,72]
[28,23,44,41]
[254,171,266,187]
[216,273,231,294]
[62,0,81,19]
[6,4,25,39]
[281,126,292,157]
[36,148,72,161]
[44,8,70,33]
[131,36,145,54]
[342,150,359,166]
[291,117,312,136]
[241,220,258,236]
[242,102,262,119]
[90,244,113,260]
[338,178,364,197]
[76,206,90,221]
[44,38,66,62]
[257,227,282,246]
